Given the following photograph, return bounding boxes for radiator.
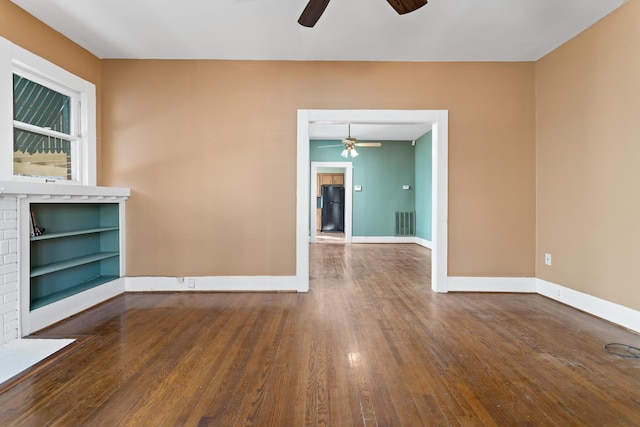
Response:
[395,211,416,236]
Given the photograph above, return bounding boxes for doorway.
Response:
[296,109,448,293]
[310,162,353,244]
[318,174,345,243]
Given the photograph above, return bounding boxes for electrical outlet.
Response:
[188,279,195,288]
[544,253,552,266]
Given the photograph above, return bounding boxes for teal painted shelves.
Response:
[31,226,119,241]
[30,252,119,277]
[29,202,121,311]
[30,275,119,310]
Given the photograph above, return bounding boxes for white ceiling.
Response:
[11,0,627,62]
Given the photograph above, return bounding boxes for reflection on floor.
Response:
[316,231,345,244]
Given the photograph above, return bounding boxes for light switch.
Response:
[403,185,411,190]
[354,185,362,192]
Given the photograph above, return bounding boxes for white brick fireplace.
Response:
[0,195,19,344]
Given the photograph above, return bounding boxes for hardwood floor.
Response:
[1,244,640,425]
[316,231,345,244]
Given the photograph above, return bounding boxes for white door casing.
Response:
[297,109,448,293]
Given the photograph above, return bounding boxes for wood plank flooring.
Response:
[1,243,640,425]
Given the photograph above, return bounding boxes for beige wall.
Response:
[2,1,537,280]
[101,60,536,277]
[0,1,102,178]
[536,1,640,310]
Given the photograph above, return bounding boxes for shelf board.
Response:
[30,252,119,277]
[30,275,120,310]
[31,226,119,241]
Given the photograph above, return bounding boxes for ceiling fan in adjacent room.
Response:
[318,124,382,158]
[298,0,428,27]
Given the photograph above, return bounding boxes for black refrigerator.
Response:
[321,185,345,232]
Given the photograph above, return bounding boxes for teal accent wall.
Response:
[311,140,416,236]
[415,131,433,241]
[310,141,350,163]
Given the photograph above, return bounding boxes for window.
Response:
[0,36,96,185]
[13,72,78,181]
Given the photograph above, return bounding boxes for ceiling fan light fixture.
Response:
[341,149,349,158]
[350,148,359,158]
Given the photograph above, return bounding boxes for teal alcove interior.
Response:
[310,131,432,239]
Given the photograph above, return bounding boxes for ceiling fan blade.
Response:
[298,0,331,27]
[386,0,428,15]
[317,144,343,148]
[355,142,382,147]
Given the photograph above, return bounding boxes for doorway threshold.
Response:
[316,232,346,244]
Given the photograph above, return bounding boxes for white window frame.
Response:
[0,36,96,186]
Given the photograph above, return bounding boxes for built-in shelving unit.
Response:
[29,202,121,310]
[0,181,129,336]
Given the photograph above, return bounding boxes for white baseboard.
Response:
[447,277,537,293]
[352,236,417,244]
[446,276,640,334]
[536,279,640,334]
[415,237,432,249]
[28,278,125,334]
[125,275,301,292]
[313,235,433,248]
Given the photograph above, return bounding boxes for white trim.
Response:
[82,85,97,186]
[310,162,353,244]
[415,237,432,249]
[431,111,448,292]
[351,236,417,244]
[125,276,299,292]
[0,39,14,181]
[536,279,640,334]
[321,235,433,246]
[445,276,640,333]
[18,197,29,338]
[447,277,537,293]
[27,278,125,334]
[13,121,78,141]
[119,201,127,283]
[296,111,310,292]
[298,109,448,293]
[0,181,130,198]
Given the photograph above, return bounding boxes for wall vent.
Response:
[395,211,415,236]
